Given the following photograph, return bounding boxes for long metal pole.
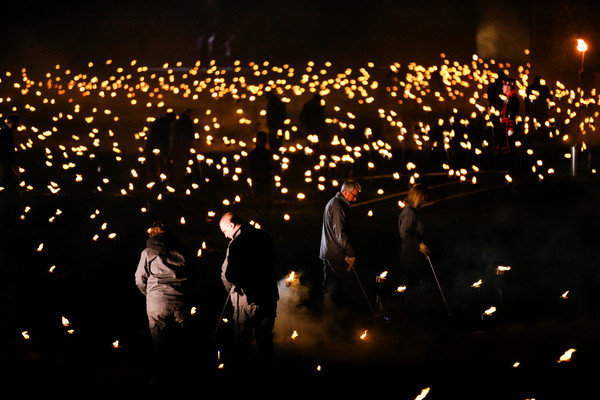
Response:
[213,291,231,336]
[350,266,376,316]
[426,256,451,316]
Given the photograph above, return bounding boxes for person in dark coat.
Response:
[265,91,287,152]
[146,112,175,181]
[398,184,430,288]
[396,183,441,325]
[526,75,552,144]
[319,180,361,315]
[135,221,192,370]
[300,93,325,150]
[0,115,20,225]
[219,212,279,368]
[247,131,274,223]
[496,78,520,171]
[487,70,508,112]
[169,108,195,189]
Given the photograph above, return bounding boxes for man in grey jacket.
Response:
[319,180,361,313]
[135,221,191,365]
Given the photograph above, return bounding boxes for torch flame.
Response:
[558,348,576,363]
[414,387,431,400]
[360,330,368,340]
[577,39,588,53]
[483,306,496,316]
[285,270,299,287]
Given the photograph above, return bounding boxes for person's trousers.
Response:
[233,302,276,364]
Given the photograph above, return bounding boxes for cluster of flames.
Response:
[7,51,590,396]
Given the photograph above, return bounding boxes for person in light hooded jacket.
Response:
[135,221,191,361]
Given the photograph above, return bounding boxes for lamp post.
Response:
[573,38,588,176]
[577,38,587,80]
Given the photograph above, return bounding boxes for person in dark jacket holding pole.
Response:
[319,180,361,315]
[397,183,436,325]
[219,212,279,369]
[398,183,430,287]
[135,221,191,372]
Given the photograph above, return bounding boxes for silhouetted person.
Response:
[169,109,195,189]
[207,32,216,60]
[397,184,437,325]
[495,78,520,172]
[487,69,507,112]
[224,33,235,64]
[300,93,325,150]
[266,91,287,152]
[248,131,274,222]
[398,184,430,290]
[526,75,552,143]
[219,212,279,370]
[146,112,175,182]
[319,180,361,326]
[0,115,20,225]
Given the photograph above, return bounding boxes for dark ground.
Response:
[1,146,599,397]
[0,48,598,397]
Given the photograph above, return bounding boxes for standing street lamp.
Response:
[572,38,588,176]
[577,38,588,80]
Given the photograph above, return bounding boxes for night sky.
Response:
[2,0,600,83]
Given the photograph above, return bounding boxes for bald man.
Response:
[219,212,279,368]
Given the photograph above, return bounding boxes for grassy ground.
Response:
[1,60,599,397]
[2,146,599,397]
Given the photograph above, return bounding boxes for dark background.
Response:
[3,0,600,84]
[1,1,600,396]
